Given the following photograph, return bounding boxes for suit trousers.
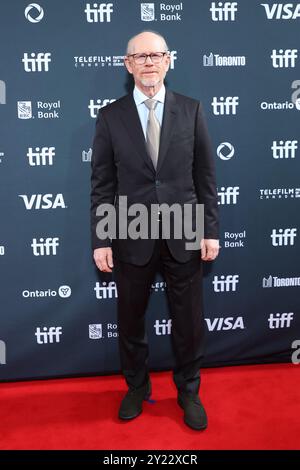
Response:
[113,223,206,395]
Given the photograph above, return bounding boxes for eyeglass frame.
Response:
[126,51,170,65]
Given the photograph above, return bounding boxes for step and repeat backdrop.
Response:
[0,0,300,381]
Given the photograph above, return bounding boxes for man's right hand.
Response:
[93,247,114,273]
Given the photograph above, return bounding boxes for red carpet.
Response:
[0,363,299,450]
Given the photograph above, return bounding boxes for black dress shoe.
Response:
[177,392,208,430]
[118,380,152,420]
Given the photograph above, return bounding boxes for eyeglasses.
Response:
[127,52,169,65]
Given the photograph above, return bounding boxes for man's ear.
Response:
[124,57,133,74]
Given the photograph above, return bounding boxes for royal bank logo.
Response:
[17,100,61,119]
[82,148,92,162]
[223,230,246,248]
[22,285,72,299]
[85,3,113,22]
[141,3,155,21]
[272,140,298,159]
[259,187,300,199]
[0,340,6,365]
[25,3,44,23]
[22,52,52,72]
[271,49,298,68]
[261,3,300,20]
[210,2,238,21]
[89,98,116,118]
[262,275,300,288]
[141,2,183,21]
[211,96,239,115]
[0,80,6,104]
[89,324,103,339]
[218,186,239,205]
[27,147,55,166]
[217,142,235,160]
[17,101,32,119]
[74,55,124,68]
[203,53,246,67]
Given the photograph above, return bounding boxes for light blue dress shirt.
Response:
[133,85,166,139]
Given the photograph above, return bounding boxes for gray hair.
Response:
[126,30,169,55]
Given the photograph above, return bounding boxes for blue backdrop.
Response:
[0,0,300,381]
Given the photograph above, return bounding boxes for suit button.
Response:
[155,179,161,186]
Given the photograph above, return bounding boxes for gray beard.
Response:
[140,77,161,87]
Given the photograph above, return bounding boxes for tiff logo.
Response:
[213,275,239,292]
[211,96,239,115]
[0,80,6,104]
[89,98,116,118]
[218,186,239,205]
[154,319,172,335]
[271,49,298,68]
[210,2,238,21]
[22,52,51,72]
[94,281,118,299]
[35,327,62,344]
[0,340,6,365]
[31,237,60,256]
[268,312,294,329]
[85,3,113,22]
[272,140,298,159]
[271,228,297,246]
[27,147,55,166]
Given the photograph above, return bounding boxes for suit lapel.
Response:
[156,89,177,173]
[119,90,177,174]
[119,94,155,173]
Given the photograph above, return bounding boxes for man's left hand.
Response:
[200,239,220,261]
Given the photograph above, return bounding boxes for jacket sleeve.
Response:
[193,102,219,239]
[90,110,117,250]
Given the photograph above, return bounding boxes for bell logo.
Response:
[0,340,6,365]
[25,3,44,23]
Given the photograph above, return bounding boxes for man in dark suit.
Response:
[91,31,219,430]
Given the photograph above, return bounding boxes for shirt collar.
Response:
[133,84,166,106]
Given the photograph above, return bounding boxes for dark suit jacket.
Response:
[91,89,219,265]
